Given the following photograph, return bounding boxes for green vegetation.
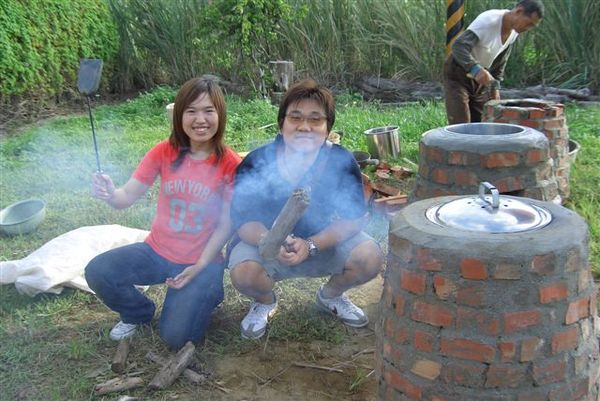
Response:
[0,0,117,98]
[0,91,598,400]
[2,0,597,106]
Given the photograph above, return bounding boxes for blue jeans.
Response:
[85,242,224,349]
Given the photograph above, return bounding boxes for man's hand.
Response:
[165,264,205,289]
[276,235,309,266]
[474,68,495,86]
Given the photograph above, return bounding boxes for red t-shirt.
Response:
[133,140,241,264]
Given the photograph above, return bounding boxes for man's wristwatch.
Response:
[306,238,319,257]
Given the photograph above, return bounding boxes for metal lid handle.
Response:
[479,182,499,209]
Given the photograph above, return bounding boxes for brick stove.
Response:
[377,194,600,401]
[411,123,560,203]
[483,99,570,200]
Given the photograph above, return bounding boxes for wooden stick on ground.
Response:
[146,351,206,385]
[259,188,310,260]
[292,361,344,373]
[94,376,144,396]
[148,341,196,390]
[111,339,131,373]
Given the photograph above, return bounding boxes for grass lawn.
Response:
[0,89,598,400]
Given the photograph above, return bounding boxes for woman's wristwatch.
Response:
[306,238,319,257]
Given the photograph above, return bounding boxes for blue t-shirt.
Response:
[231,135,366,238]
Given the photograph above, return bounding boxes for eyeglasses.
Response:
[285,113,327,126]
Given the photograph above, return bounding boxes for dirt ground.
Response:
[203,276,384,401]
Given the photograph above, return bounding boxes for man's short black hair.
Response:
[516,0,544,18]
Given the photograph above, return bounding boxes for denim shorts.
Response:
[227,231,375,281]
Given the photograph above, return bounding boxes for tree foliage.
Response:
[0,0,118,100]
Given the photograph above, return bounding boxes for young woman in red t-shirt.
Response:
[85,78,241,349]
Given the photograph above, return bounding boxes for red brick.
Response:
[395,326,411,345]
[544,118,564,129]
[414,330,434,352]
[493,263,522,280]
[383,369,422,400]
[457,286,486,307]
[504,310,542,334]
[389,236,413,262]
[441,362,486,387]
[529,108,546,119]
[401,269,427,295]
[531,252,556,275]
[384,317,396,338]
[411,359,441,380]
[517,389,549,401]
[382,282,394,308]
[533,357,567,385]
[395,294,406,316]
[454,170,478,186]
[548,105,564,117]
[383,339,402,362]
[494,176,523,193]
[460,258,488,280]
[502,109,522,119]
[433,275,457,300]
[566,249,582,272]
[565,297,590,324]
[578,270,591,293]
[431,168,449,184]
[457,308,499,336]
[540,282,568,304]
[412,300,454,327]
[520,337,544,362]
[520,119,542,129]
[551,326,578,354]
[482,152,520,168]
[416,248,442,271]
[485,364,528,388]
[548,377,588,401]
[448,151,467,165]
[426,147,445,163]
[526,148,548,165]
[441,338,496,363]
[418,163,429,178]
[499,341,517,362]
[384,386,394,401]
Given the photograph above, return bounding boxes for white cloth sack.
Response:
[0,224,149,296]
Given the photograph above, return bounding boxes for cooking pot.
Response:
[425,182,552,233]
[364,126,400,159]
[352,151,379,169]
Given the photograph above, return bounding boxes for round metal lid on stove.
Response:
[425,182,553,233]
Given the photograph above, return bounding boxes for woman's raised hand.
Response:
[92,173,116,201]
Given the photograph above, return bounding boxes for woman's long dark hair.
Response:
[169,77,227,170]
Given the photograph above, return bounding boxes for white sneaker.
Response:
[109,321,138,340]
[240,300,278,339]
[316,285,368,328]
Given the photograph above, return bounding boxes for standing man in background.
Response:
[443,0,544,124]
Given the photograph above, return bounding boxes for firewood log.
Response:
[146,351,206,385]
[259,188,310,260]
[148,341,195,390]
[94,376,144,396]
[111,339,131,373]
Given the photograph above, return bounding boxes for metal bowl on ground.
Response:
[0,199,46,236]
[568,139,581,163]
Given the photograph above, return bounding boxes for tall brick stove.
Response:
[412,123,560,203]
[377,191,600,401]
[483,99,570,200]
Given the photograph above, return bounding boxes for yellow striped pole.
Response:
[446,0,465,55]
